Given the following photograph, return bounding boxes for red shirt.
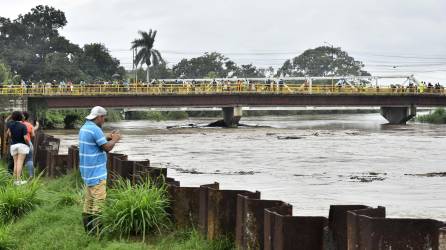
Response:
[21,121,33,143]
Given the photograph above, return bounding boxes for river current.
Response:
[48,113,446,220]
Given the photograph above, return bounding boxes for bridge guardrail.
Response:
[0,84,444,96]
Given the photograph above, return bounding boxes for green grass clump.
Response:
[98,178,170,241]
[0,168,11,187]
[0,226,16,250]
[0,178,41,223]
[417,108,446,124]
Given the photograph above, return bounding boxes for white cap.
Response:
[86,106,107,120]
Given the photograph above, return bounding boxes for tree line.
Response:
[0,5,369,84]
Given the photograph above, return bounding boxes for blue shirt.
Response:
[79,120,108,186]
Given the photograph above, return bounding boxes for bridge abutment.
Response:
[222,107,242,127]
[380,106,416,124]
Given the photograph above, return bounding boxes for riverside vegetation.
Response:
[417,108,446,124]
[0,162,233,250]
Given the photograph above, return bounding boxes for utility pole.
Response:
[132,48,135,83]
[134,48,138,84]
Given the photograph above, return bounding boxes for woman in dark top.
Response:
[7,111,30,185]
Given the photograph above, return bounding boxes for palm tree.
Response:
[131,29,163,83]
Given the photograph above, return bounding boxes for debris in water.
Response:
[277,135,304,140]
[347,172,387,182]
[405,172,446,177]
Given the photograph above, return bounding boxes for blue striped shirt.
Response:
[78,120,108,186]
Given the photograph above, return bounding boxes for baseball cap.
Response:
[86,106,107,120]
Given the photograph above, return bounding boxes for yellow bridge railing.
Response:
[0,84,443,96]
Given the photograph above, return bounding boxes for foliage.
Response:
[97,177,170,241]
[42,110,65,129]
[172,52,231,79]
[0,5,124,82]
[0,167,11,187]
[41,109,122,129]
[276,46,370,77]
[0,178,41,223]
[11,75,21,85]
[171,52,269,79]
[417,108,446,124]
[0,226,16,250]
[126,111,189,121]
[0,63,11,84]
[131,29,163,82]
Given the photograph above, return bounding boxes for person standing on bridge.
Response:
[79,106,121,234]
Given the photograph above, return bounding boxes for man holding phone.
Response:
[78,106,121,234]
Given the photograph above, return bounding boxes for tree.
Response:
[0,63,11,83]
[277,46,370,77]
[233,64,265,78]
[0,5,125,82]
[131,30,163,82]
[79,43,124,81]
[172,52,231,78]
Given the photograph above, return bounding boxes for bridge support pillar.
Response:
[380,106,416,124]
[222,107,242,127]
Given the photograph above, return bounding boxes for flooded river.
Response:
[48,113,446,220]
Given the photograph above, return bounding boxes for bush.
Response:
[417,108,446,124]
[0,179,41,223]
[97,178,170,241]
[166,111,189,120]
[42,111,65,129]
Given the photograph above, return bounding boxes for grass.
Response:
[0,162,235,249]
[97,178,170,241]
[417,108,446,124]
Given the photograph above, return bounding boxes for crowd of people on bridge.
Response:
[0,78,444,94]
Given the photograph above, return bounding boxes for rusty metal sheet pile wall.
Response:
[199,183,261,240]
[347,206,386,250]
[236,194,292,250]
[328,205,371,250]
[67,145,79,171]
[168,183,219,229]
[28,132,446,250]
[357,216,444,250]
[264,206,328,250]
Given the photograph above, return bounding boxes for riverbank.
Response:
[0,162,233,250]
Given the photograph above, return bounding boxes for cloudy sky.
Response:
[1,0,446,82]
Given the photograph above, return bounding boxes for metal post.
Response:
[309,77,313,94]
[134,48,138,84]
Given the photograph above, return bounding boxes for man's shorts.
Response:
[10,143,30,156]
[83,180,107,214]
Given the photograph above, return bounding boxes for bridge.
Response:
[1,75,445,126]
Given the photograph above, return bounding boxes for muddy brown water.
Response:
[48,113,446,220]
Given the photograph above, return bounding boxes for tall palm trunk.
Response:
[146,66,150,83]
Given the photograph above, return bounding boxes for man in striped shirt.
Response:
[79,106,121,234]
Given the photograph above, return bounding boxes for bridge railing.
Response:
[0,84,443,96]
